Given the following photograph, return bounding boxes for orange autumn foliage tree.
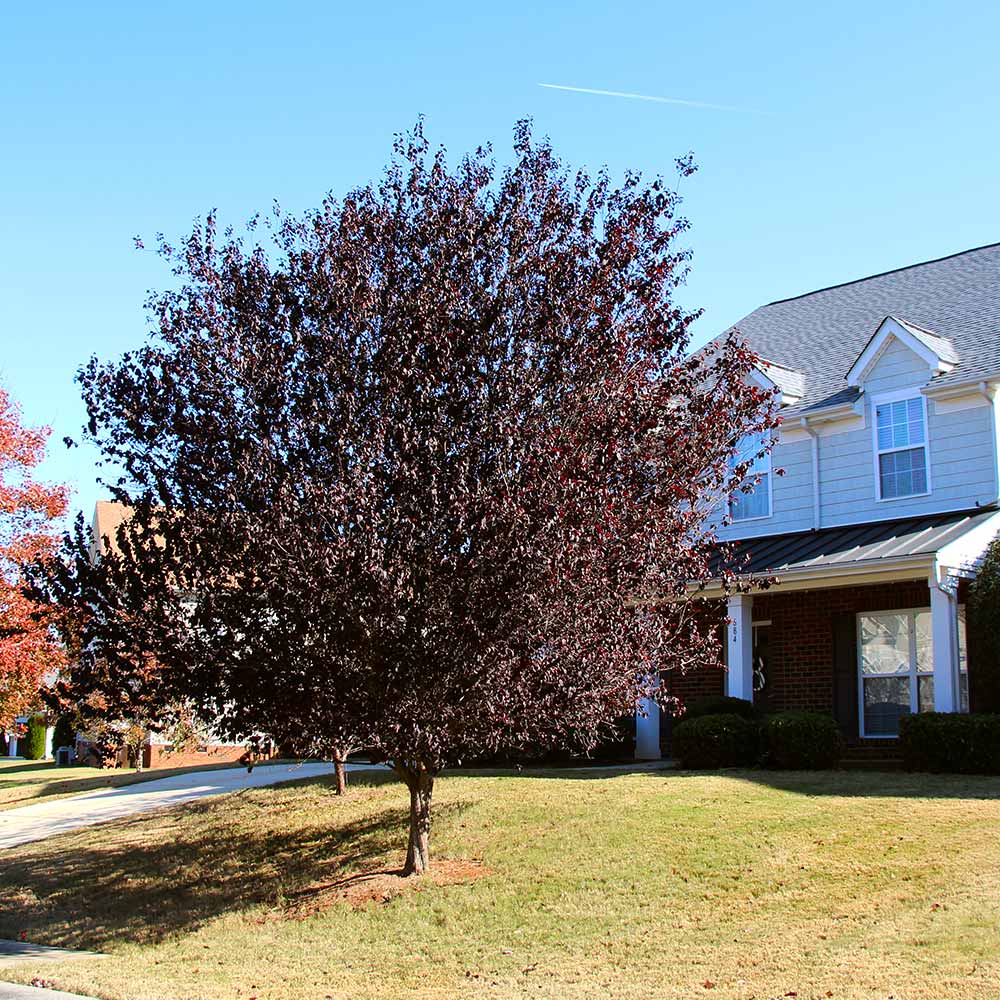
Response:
[0,387,69,729]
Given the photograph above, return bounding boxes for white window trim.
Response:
[856,606,955,739]
[870,388,932,503]
[729,433,773,523]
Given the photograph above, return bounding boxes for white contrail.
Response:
[538,83,772,116]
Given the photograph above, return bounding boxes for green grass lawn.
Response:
[1,767,998,1000]
[0,757,290,812]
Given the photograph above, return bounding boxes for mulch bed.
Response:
[280,858,488,916]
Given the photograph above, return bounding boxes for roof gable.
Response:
[845,315,958,387]
[719,242,1000,415]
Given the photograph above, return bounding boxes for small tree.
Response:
[0,387,69,730]
[37,123,774,873]
[23,713,48,760]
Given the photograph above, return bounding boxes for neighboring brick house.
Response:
[636,243,1000,758]
[83,500,262,770]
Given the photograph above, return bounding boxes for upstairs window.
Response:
[730,431,771,521]
[875,396,929,500]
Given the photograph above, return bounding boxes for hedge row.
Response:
[899,712,1000,774]
[671,703,844,770]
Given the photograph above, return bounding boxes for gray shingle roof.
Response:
[721,242,1000,416]
[890,316,959,365]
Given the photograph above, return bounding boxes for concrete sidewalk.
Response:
[0,941,102,999]
[0,761,381,849]
[0,985,98,1000]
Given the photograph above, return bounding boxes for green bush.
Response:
[671,713,759,769]
[683,695,760,721]
[23,715,48,760]
[760,711,843,769]
[899,713,1000,774]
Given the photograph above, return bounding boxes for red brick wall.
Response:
[659,603,726,750]
[664,579,934,718]
[145,744,249,769]
[752,580,932,714]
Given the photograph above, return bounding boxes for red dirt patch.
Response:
[281,858,488,916]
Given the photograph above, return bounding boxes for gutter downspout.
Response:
[800,417,820,530]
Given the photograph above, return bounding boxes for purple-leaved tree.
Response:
[36,122,775,874]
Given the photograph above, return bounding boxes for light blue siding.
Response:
[716,437,814,541]
[819,397,996,527]
[718,338,999,541]
[863,338,930,394]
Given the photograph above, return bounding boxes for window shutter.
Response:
[832,614,859,742]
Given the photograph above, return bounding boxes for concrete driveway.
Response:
[0,761,381,849]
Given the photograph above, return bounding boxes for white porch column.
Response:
[726,594,754,701]
[635,671,661,760]
[930,574,961,713]
[6,733,18,757]
[44,726,55,760]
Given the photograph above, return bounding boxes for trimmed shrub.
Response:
[900,712,1000,774]
[683,695,760,721]
[23,715,48,760]
[671,713,759,769]
[760,711,843,769]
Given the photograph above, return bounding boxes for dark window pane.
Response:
[879,447,927,499]
[918,675,935,713]
[864,676,911,735]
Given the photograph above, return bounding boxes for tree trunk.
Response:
[400,767,434,876]
[333,752,347,796]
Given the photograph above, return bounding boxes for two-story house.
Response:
[636,242,1000,759]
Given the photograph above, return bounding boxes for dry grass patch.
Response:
[0,768,998,1000]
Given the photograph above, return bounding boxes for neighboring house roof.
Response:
[91,500,132,559]
[722,242,1000,416]
[712,506,999,578]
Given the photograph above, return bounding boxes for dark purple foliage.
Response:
[38,122,774,873]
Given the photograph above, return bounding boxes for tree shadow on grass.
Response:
[664,766,1000,800]
[0,762,79,779]
[0,772,468,952]
[448,762,1000,799]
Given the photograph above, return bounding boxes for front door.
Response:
[752,622,771,713]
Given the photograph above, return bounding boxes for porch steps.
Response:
[841,744,903,770]
[841,756,904,771]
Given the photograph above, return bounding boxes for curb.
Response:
[0,985,99,1000]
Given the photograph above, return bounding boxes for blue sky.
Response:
[3,1,1000,522]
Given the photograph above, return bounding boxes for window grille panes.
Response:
[730,431,771,521]
[876,398,925,449]
[875,398,928,499]
[915,611,933,672]
[860,614,910,675]
[858,610,948,737]
[731,485,770,520]
[863,676,911,736]
[879,448,928,499]
[917,676,935,713]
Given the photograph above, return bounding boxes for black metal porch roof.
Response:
[712,506,998,578]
